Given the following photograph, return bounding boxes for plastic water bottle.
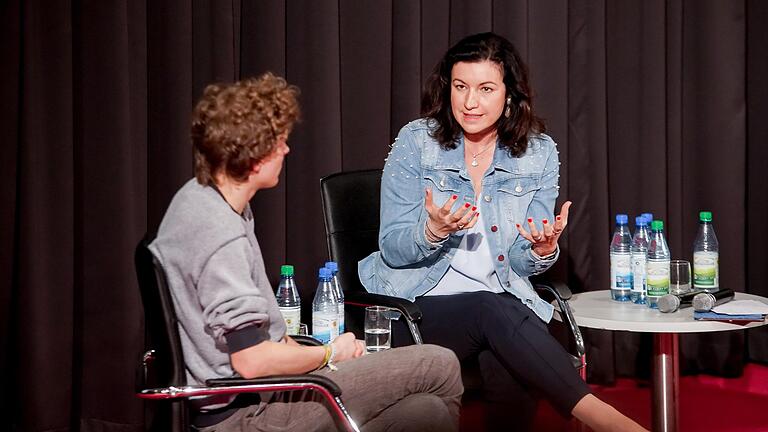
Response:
[646,220,671,309]
[609,214,632,301]
[312,267,339,343]
[630,216,650,304]
[325,261,345,334]
[693,211,719,292]
[641,213,654,225]
[276,265,301,335]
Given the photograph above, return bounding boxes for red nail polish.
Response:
[465,203,471,208]
[516,223,521,228]
[472,206,477,211]
[542,219,548,224]
[556,215,562,221]
[527,218,533,223]
[452,195,458,200]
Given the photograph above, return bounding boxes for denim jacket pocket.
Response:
[423,171,462,207]
[498,175,541,225]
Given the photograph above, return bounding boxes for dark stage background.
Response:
[2,1,767,430]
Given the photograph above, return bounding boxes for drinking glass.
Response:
[670,260,691,295]
[364,306,392,353]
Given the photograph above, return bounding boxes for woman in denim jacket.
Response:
[359,33,645,431]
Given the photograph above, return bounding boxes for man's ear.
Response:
[251,161,262,174]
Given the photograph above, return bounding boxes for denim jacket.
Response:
[358,118,561,322]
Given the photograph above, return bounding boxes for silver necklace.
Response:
[470,142,495,167]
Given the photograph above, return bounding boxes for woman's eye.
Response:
[454,84,466,90]
[481,87,494,93]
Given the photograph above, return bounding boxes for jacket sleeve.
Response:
[197,237,273,349]
[508,138,561,277]
[378,125,446,268]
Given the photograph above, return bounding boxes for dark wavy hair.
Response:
[191,72,300,185]
[421,32,545,156]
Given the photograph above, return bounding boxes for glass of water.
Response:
[364,306,392,353]
[670,260,691,295]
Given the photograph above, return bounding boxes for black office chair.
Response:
[319,169,586,377]
[134,233,360,432]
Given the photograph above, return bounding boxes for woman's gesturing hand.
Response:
[516,201,572,257]
[424,188,479,241]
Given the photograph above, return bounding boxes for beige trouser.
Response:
[200,344,463,432]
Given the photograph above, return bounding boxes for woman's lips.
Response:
[463,113,483,120]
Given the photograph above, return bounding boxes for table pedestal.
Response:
[652,333,679,432]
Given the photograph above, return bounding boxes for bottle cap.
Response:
[651,220,664,231]
[325,261,338,272]
[635,216,647,227]
[616,214,628,224]
[641,213,653,223]
[280,265,294,276]
[699,211,712,222]
[318,267,332,279]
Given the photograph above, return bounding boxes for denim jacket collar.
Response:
[433,135,517,178]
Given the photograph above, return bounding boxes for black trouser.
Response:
[392,291,590,429]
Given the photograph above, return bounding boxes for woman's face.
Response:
[450,60,506,141]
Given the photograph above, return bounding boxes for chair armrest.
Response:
[532,280,585,360]
[292,335,323,346]
[344,291,422,322]
[207,374,342,396]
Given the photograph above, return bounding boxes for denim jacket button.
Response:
[515,185,523,193]
[491,225,498,232]
[484,195,491,202]
[497,254,505,261]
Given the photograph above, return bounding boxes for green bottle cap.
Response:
[280,265,294,276]
[651,220,664,231]
[699,211,712,222]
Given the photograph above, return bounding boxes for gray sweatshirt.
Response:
[149,179,286,386]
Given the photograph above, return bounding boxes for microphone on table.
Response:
[658,290,700,313]
[693,288,735,312]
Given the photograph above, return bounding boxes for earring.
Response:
[504,96,512,118]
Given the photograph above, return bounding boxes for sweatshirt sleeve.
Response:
[197,237,272,351]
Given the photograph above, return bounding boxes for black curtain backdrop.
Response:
[2,1,767,430]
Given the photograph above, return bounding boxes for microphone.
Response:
[658,290,700,313]
[693,289,735,312]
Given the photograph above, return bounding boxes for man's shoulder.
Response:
[151,179,249,266]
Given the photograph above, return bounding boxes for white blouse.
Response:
[425,200,506,296]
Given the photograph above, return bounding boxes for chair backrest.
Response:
[135,233,188,431]
[320,169,382,294]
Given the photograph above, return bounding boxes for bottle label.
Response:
[338,305,345,334]
[610,252,632,289]
[646,260,670,297]
[312,312,338,344]
[279,306,301,335]
[630,252,646,293]
[693,251,719,288]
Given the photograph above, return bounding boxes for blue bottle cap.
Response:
[616,214,628,224]
[318,267,332,279]
[635,216,647,226]
[325,261,338,272]
[641,213,653,223]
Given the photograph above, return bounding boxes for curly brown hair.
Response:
[421,32,545,157]
[191,72,301,185]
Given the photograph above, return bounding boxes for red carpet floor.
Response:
[462,363,768,431]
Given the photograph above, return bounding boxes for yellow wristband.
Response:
[317,344,332,370]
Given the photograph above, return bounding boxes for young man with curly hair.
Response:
[149,73,463,432]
